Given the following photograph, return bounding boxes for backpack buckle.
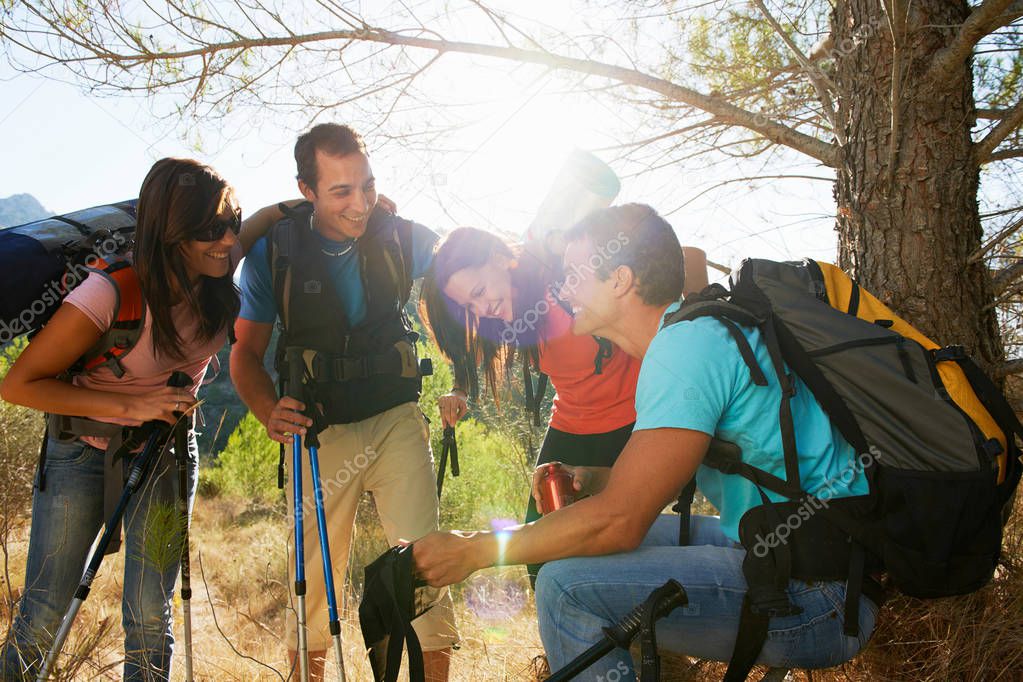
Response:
[983,438,1004,458]
[932,345,966,363]
[333,356,371,380]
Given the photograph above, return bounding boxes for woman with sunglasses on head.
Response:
[0,157,281,681]
[420,226,708,584]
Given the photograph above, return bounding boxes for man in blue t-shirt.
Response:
[410,204,877,679]
[230,123,457,680]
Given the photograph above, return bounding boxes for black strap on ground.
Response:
[359,545,426,682]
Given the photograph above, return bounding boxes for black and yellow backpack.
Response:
[668,258,1022,682]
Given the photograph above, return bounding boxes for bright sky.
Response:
[0,6,844,273]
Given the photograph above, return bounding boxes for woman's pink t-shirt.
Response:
[63,246,239,447]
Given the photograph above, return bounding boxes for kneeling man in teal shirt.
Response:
[412,203,876,679]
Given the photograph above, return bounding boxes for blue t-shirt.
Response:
[635,303,868,542]
[239,213,439,325]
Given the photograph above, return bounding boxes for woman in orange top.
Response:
[420,226,706,582]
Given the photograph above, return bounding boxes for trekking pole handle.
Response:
[603,579,687,650]
[544,580,687,682]
[285,347,308,402]
[444,426,459,477]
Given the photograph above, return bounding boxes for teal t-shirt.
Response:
[634,303,868,542]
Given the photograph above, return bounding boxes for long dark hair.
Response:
[419,227,556,399]
[134,158,240,360]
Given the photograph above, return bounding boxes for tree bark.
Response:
[833,0,1004,367]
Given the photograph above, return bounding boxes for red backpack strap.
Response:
[80,261,146,378]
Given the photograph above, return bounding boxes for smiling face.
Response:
[442,252,516,323]
[562,237,619,337]
[179,191,239,282]
[299,149,377,241]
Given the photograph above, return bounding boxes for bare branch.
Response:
[989,148,1023,162]
[706,259,732,275]
[971,213,1023,262]
[364,31,835,163]
[928,0,1018,84]
[979,107,1011,119]
[982,0,1023,32]
[751,0,845,146]
[976,94,1023,164]
[0,17,839,166]
[665,174,834,215]
[993,259,1023,295]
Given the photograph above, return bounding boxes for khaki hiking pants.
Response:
[284,401,458,651]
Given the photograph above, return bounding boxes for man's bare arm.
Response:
[413,427,710,586]
[230,318,311,444]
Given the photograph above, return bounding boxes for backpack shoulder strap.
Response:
[268,214,298,333]
[664,297,768,387]
[380,211,415,305]
[79,261,145,379]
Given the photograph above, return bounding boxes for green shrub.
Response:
[200,412,281,505]
[0,339,42,527]
[434,418,531,529]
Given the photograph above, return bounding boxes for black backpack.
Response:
[669,258,1022,681]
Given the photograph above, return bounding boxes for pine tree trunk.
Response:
[832,0,1003,367]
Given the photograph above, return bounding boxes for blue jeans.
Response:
[1,434,198,681]
[536,514,877,680]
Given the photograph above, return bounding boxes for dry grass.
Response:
[2,475,1022,680]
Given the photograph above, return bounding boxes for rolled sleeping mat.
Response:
[525,149,621,264]
[681,246,710,298]
[0,201,136,343]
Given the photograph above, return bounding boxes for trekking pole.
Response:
[436,426,459,498]
[306,424,347,682]
[173,412,194,682]
[286,351,311,682]
[288,349,347,681]
[545,579,687,682]
[38,371,191,682]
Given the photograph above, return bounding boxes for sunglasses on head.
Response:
[193,210,242,242]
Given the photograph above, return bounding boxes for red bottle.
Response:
[538,463,576,514]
